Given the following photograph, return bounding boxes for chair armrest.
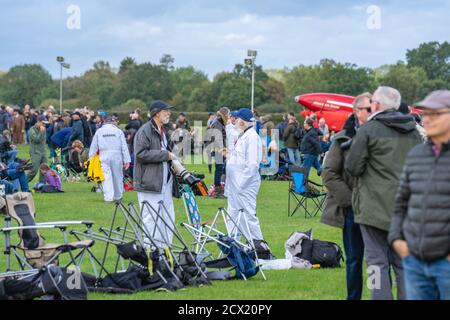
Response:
[37,221,94,227]
[0,225,59,232]
[307,179,324,187]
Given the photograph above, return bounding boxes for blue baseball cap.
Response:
[230,111,239,118]
[236,108,254,122]
[149,100,174,117]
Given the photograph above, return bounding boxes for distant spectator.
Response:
[12,109,25,145]
[0,105,10,134]
[283,117,300,166]
[68,112,84,147]
[300,118,322,177]
[35,163,62,192]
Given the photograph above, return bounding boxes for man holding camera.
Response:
[134,100,177,250]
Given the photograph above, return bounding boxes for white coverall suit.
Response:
[89,124,131,202]
[138,130,175,250]
[224,126,264,241]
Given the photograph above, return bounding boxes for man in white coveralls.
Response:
[89,115,131,202]
[224,107,271,257]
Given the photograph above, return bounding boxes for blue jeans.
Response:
[6,162,30,192]
[402,255,450,300]
[303,154,322,177]
[342,207,365,300]
[0,180,15,194]
[287,148,301,166]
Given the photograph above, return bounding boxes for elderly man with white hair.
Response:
[224,108,272,258]
[345,86,422,300]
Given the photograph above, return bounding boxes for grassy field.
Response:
[0,144,375,300]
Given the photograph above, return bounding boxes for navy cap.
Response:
[236,108,254,122]
[230,111,239,118]
[149,100,174,117]
[104,115,118,123]
[36,115,48,123]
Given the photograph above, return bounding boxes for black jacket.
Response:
[300,128,322,155]
[388,140,450,261]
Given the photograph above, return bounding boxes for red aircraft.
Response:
[295,93,422,132]
[295,93,355,132]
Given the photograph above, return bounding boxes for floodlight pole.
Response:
[59,63,63,115]
[247,50,257,113]
[251,58,255,113]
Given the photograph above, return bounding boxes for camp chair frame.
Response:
[76,201,183,285]
[288,165,327,218]
[179,184,225,257]
[140,200,209,282]
[183,204,267,281]
[0,192,97,276]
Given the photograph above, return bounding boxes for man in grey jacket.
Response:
[134,100,176,250]
[389,90,450,300]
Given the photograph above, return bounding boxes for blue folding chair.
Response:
[288,166,327,218]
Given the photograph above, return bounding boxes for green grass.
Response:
[2,145,373,300]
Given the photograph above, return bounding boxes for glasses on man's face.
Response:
[357,106,372,113]
[422,109,450,120]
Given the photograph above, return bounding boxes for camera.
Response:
[171,158,207,196]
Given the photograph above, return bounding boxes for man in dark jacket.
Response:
[345,86,422,300]
[388,90,450,300]
[134,100,177,250]
[209,107,229,198]
[300,118,322,177]
[68,112,84,147]
[321,92,372,300]
[283,117,300,166]
[0,105,9,133]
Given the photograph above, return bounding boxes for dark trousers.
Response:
[214,163,225,187]
[342,207,365,300]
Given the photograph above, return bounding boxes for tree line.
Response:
[0,41,448,113]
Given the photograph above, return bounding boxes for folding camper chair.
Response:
[0,192,97,274]
[179,184,224,258]
[288,165,327,218]
[179,186,267,281]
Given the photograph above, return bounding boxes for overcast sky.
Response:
[1,0,449,78]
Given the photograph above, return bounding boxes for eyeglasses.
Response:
[357,106,372,113]
[422,110,450,120]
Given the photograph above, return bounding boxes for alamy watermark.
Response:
[366,5,381,30]
[67,4,81,30]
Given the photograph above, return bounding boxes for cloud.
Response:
[0,0,449,78]
[104,21,163,41]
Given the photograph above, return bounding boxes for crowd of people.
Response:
[0,86,448,301]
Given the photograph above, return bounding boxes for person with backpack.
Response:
[283,117,301,166]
